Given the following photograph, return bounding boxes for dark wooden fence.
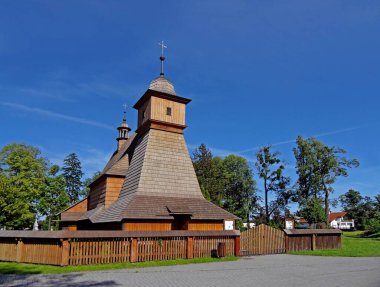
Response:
[284,229,342,252]
[0,230,239,266]
[240,224,285,256]
[0,228,343,266]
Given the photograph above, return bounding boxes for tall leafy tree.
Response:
[223,155,259,224]
[63,153,84,205]
[192,144,226,205]
[191,144,213,200]
[374,193,380,212]
[293,136,359,225]
[255,146,291,224]
[0,144,48,229]
[299,197,326,224]
[339,189,363,219]
[37,165,69,230]
[339,190,378,230]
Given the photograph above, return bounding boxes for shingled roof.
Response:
[84,128,238,223]
[101,134,136,177]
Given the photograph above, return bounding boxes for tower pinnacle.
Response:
[158,40,167,76]
[117,104,131,150]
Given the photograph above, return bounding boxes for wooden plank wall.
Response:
[193,236,235,258]
[286,234,341,252]
[122,221,172,231]
[22,238,62,265]
[188,221,224,231]
[0,238,17,262]
[151,97,186,126]
[286,235,312,252]
[69,238,131,265]
[240,224,285,256]
[0,235,237,266]
[136,237,187,262]
[316,235,341,250]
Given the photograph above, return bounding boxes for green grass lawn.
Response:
[0,256,238,275]
[290,231,380,257]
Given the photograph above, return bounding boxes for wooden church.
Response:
[59,50,238,231]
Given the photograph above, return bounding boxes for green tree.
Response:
[340,190,378,230]
[0,144,48,229]
[374,193,380,212]
[37,165,69,230]
[63,153,84,205]
[299,197,326,224]
[255,146,291,224]
[293,136,359,225]
[223,155,259,224]
[339,189,363,223]
[192,144,226,205]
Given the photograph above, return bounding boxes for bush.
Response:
[365,218,380,234]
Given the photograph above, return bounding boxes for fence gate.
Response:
[240,224,285,256]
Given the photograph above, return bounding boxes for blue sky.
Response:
[0,1,379,208]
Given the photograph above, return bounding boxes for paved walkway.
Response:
[2,255,380,287]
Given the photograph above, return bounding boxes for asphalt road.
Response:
[2,255,380,287]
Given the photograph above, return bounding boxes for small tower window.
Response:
[142,110,146,119]
[166,107,172,116]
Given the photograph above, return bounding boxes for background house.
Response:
[329,212,355,230]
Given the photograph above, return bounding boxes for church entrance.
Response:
[171,215,190,230]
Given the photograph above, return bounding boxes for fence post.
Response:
[187,237,193,259]
[234,236,240,256]
[311,234,316,251]
[130,238,138,263]
[284,234,289,253]
[60,239,70,266]
[16,238,24,263]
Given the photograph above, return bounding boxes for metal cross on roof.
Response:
[158,40,167,57]
[158,40,167,76]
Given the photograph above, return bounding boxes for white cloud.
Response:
[237,126,365,154]
[1,102,114,131]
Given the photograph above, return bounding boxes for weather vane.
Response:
[122,103,127,121]
[158,40,167,76]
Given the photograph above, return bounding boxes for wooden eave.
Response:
[88,173,125,188]
[133,89,191,109]
[135,118,187,135]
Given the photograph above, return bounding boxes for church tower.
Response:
[59,43,238,231]
[134,42,189,135]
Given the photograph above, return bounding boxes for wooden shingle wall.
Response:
[138,129,203,198]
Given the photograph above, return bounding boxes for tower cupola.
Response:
[116,105,131,150]
[133,41,191,135]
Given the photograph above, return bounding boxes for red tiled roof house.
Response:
[329,212,355,230]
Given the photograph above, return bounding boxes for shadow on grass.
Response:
[0,263,42,274]
[365,232,380,239]
[343,231,380,239]
[0,273,119,287]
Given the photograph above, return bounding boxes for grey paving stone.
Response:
[1,255,380,287]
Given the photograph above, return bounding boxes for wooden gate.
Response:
[240,224,285,256]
